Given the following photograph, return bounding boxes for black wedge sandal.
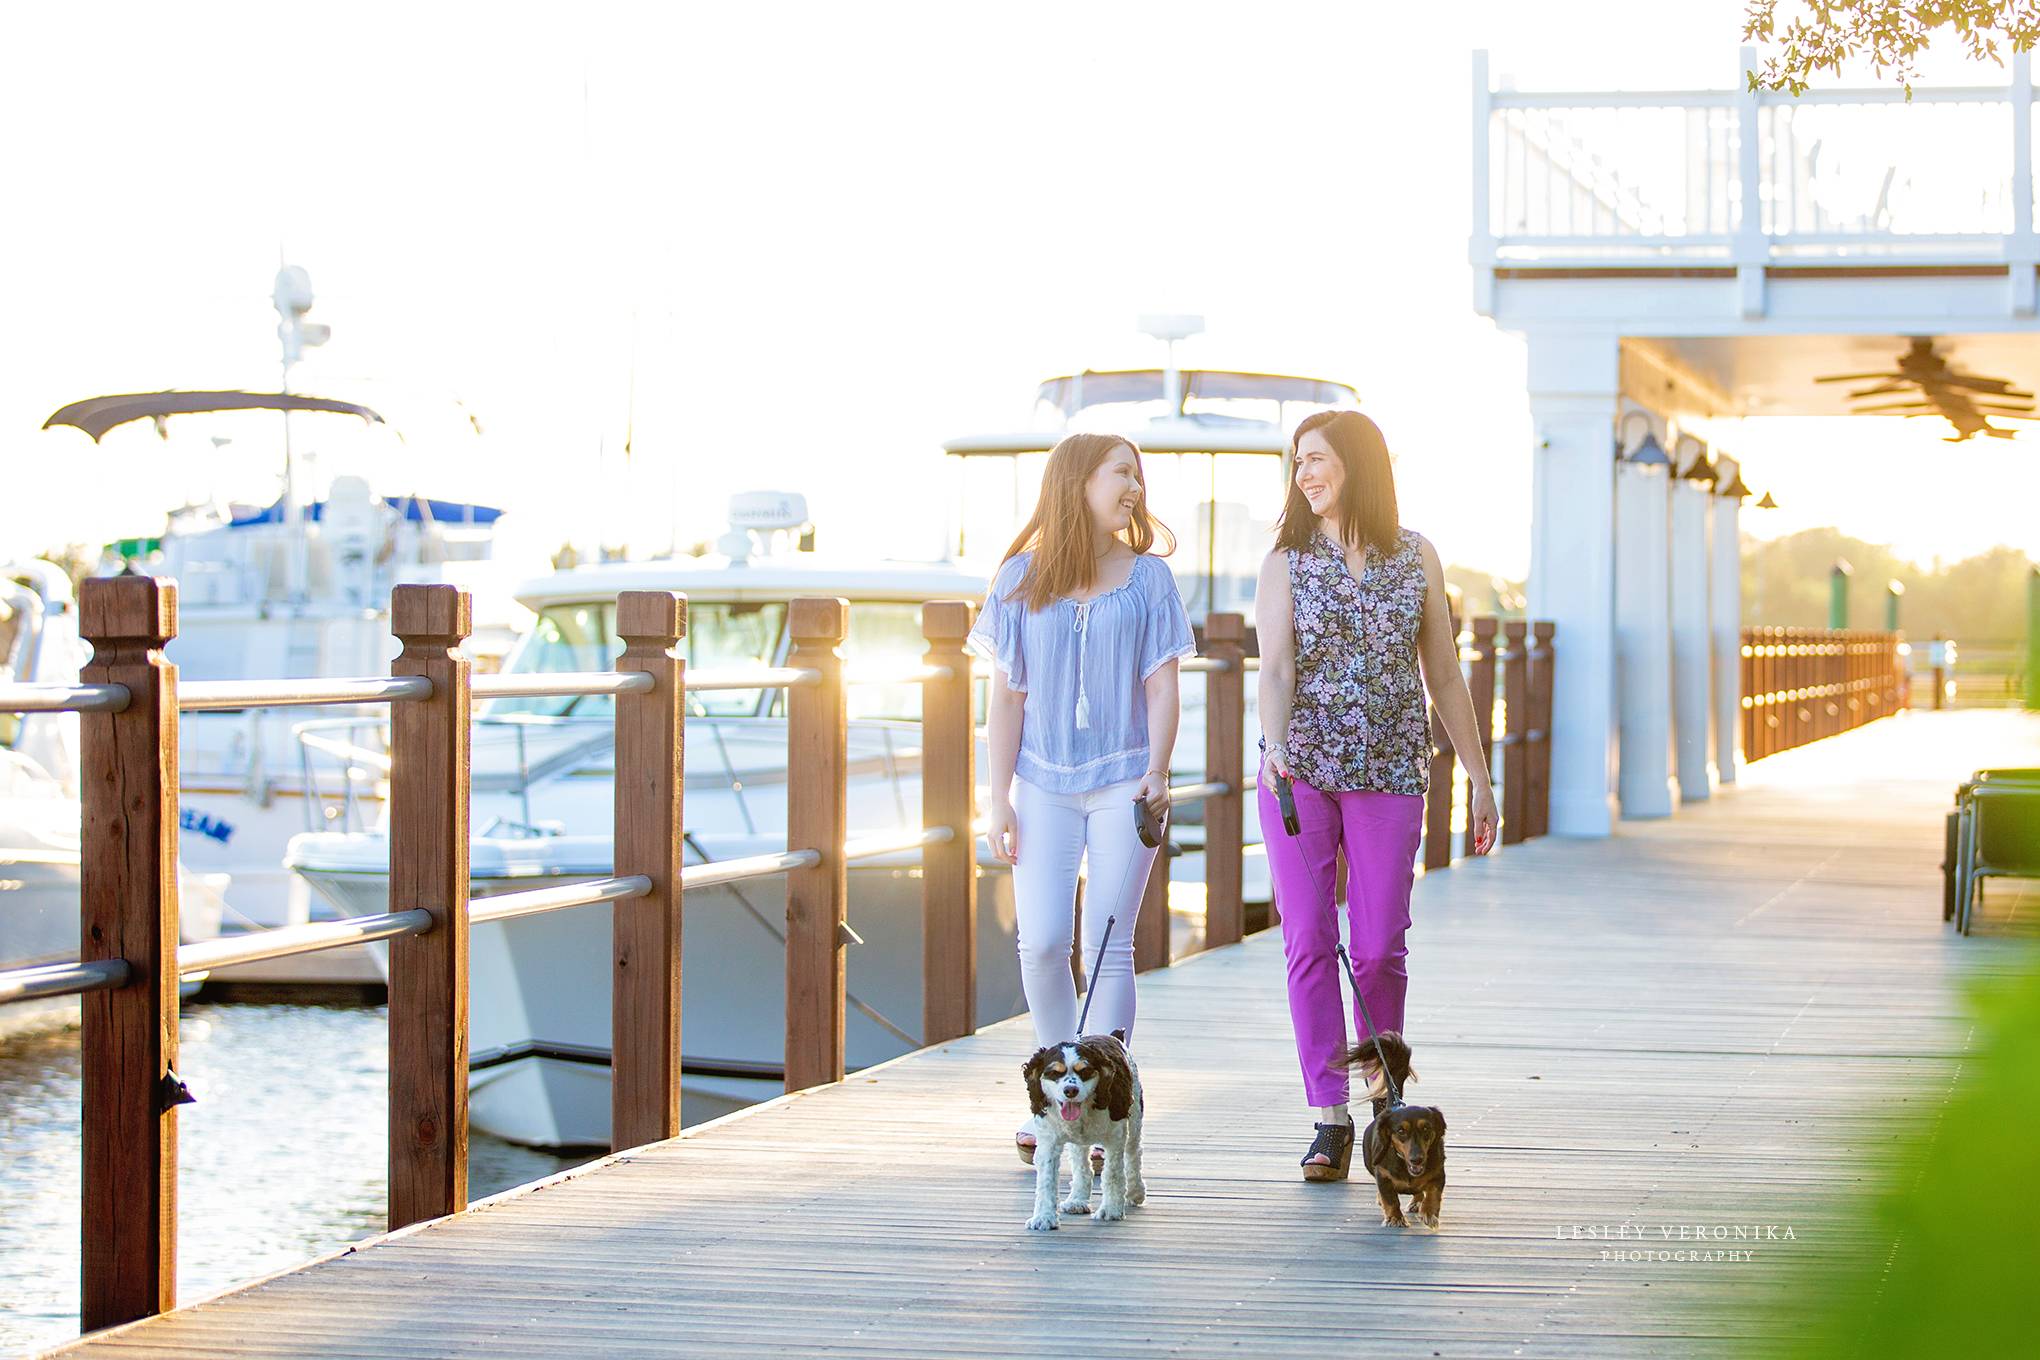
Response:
[1300,1120,1355,1183]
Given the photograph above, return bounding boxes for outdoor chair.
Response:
[1949,768,2040,936]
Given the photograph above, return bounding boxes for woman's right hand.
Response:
[986,797,1020,865]
[1262,740,1292,782]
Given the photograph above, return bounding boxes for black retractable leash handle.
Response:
[1274,768,1403,1110]
[1076,914,1117,1036]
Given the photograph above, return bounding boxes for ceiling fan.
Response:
[1815,336,2032,442]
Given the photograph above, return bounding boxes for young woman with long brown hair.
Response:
[970,432,1195,1164]
[1255,409,1498,1182]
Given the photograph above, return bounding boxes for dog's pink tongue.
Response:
[1058,1101,1080,1121]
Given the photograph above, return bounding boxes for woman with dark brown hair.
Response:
[970,432,1195,1164]
[1254,410,1498,1182]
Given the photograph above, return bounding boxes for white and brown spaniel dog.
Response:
[1020,1030,1145,1231]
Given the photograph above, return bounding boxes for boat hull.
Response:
[293,842,1022,1149]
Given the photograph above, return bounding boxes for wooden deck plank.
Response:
[50,709,2040,1359]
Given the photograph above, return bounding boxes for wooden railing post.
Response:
[1763,627,1780,757]
[1527,621,1555,839]
[1203,614,1246,949]
[77,576,180,1331]
[387,584,471,1230]
[921,600,976,1046]
[1422,605,1463,871]
[612,591,686,1151]
[1751,630,1764,760]
[1423,706,1455,871]
[1465,618,1498,859]
[1501,620,1529,845]
[786,597,848,1092]
[1749,629,1763,760]
[1133,836,1170,973]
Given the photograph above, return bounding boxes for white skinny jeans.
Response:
[1010,774,1158,1048]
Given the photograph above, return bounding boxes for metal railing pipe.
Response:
[843,826,952,861]
[179,676,434,711]
[682,847,821,890]
[471,671,654,699]
[177,910,434,975]
[686,666,820,691]
[469,874,652,926]
[0,682,131,714]
[845,663,954,685]
[0,957,131,1005]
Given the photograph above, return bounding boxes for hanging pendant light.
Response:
[1626,431,1671,465]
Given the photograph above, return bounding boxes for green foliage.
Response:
[1444,564,1526,620]
[1772,946,2040,1357]
[1744,1,2040,95]
[1744,527,2035,639]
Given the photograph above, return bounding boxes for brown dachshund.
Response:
[1359,1102,1446,1228]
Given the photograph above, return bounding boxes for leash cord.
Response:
[1076,912,1117,1036]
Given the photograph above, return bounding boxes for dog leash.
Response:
[1336,941,1403,1110]
[1275,769,1404,1110]
[1076,914,1117,1036]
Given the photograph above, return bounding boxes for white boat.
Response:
[1,563,226,1040]
[943,320,1366,904]
[47,272,534,937]
[289,493,1026,1147]
[150,473,523,932]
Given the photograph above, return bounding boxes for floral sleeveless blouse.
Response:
[1286,527,1431,796]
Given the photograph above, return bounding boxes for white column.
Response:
[1710,481,1744,783]
[1670,480,1715,801]
[1526,334,1619,837]
[2010,49,2037,316]
[1616,460,1677,818]
[1470,50,1497,317]
[1735,47,1767,319]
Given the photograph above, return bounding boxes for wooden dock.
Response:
[47,709,2039,1358]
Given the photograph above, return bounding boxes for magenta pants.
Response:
[1258,770,1425,1107]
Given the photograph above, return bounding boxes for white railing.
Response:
[1472,48,2040,273]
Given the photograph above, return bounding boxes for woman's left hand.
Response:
[1137,768,1172,820]
[1469,783,1499,855]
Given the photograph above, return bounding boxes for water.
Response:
[0,1000,586,1356]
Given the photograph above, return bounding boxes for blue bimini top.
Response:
[969,550,1197,794]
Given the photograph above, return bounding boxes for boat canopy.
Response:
[1035,369,1359,418]
[514,557,988,612]
[228,495,504,527]
[944,415,1293,457]
[43,391,386,443]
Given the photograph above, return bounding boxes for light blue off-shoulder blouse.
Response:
[969,551,1197,794]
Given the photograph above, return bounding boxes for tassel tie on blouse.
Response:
[1072,597,1092,730]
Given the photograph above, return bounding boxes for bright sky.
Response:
[1,1,2027,581]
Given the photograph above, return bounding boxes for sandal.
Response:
[1301,1120,1355,1183]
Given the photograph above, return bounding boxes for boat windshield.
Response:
[490,599,932,721]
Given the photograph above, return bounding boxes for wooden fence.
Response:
[1739,627,1906,762]
[1422,617,1556,868]
[0,575,1552,1333]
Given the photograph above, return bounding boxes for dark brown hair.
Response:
[1001,433,1175,611]
[1273,410,1399,557]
